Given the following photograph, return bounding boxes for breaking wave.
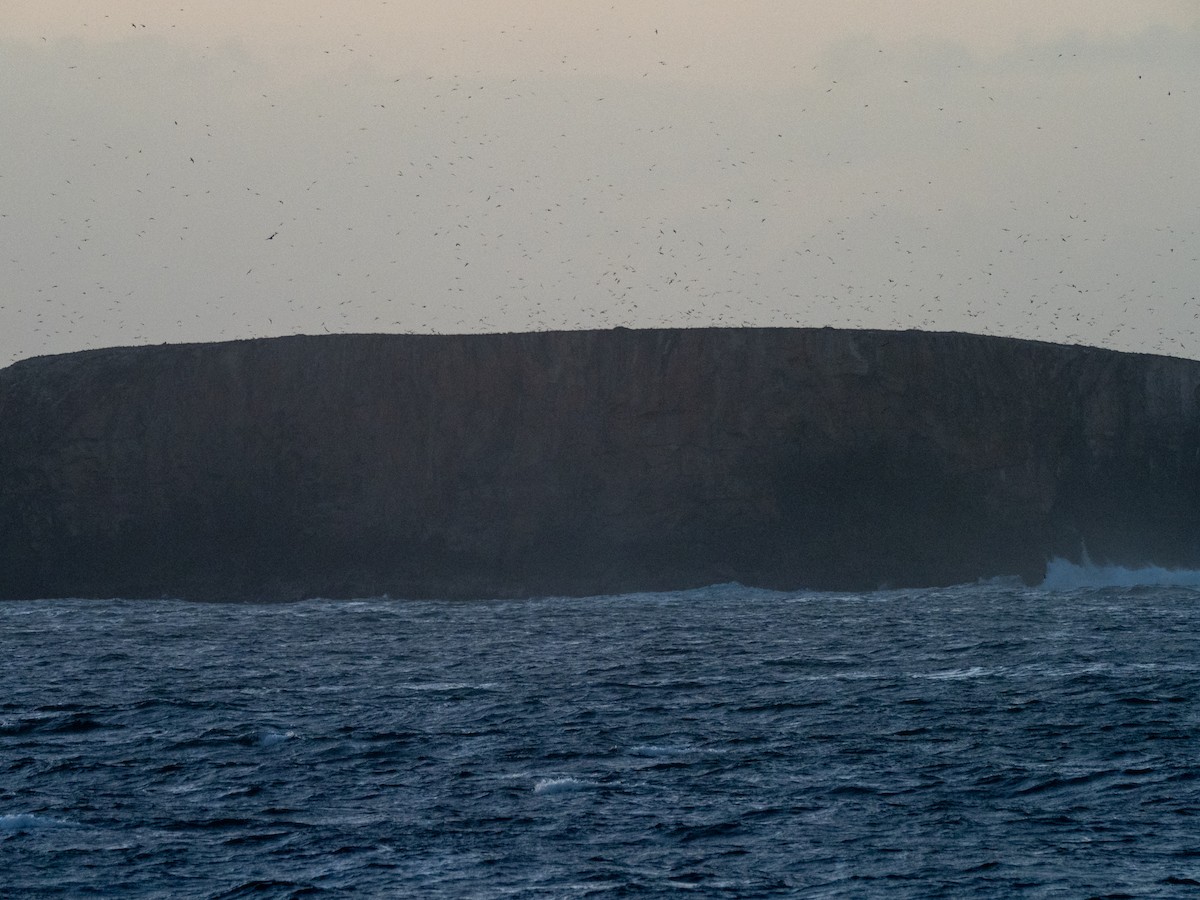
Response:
[1040,556,1200,590]
[533,777,597,795]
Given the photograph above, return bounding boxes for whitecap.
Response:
[533,777,595,795]
[913,666,995,681]
[629,744,695,758]
[1040,555,1200,591]
[394,682,498,693]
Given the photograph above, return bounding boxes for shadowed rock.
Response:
[1,328,1199,600]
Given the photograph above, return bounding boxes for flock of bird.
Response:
[3,15,1198,365]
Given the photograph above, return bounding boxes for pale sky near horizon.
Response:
[3,2,1199,366]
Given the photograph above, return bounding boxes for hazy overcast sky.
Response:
[3,2,1199,365]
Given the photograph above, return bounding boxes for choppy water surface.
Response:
[4,575,1200,897]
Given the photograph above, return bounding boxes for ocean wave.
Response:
[1040,556,1200,591]
[533,777,597,795]
[5,581,1200,896]
[257,729,296,748]
[628,744,697,758]
[0,813,67,832]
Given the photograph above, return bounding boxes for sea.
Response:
[4,559,1200,898]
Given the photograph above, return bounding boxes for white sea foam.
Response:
[914,666,995,681]
[1040,556,1200,591]
[393,682,499,693]
[629,744,695,758]
[533,777,595,794]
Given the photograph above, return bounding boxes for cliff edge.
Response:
[2,328,1199,600]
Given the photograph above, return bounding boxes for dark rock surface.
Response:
[2,327,1200,600]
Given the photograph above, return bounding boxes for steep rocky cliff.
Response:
[2,328,1199,600]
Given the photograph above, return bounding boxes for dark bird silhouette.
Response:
[267,232,278,240]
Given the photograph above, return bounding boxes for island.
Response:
[2,327,1198,600]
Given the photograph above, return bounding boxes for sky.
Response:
[3,2,1199,366]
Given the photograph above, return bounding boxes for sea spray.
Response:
[1040,556,1200,590]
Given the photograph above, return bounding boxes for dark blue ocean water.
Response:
[4,562,1200,898]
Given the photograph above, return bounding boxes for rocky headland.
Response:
[2,327,1199,600]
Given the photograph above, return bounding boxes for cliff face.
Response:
[2,328,1199,600]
